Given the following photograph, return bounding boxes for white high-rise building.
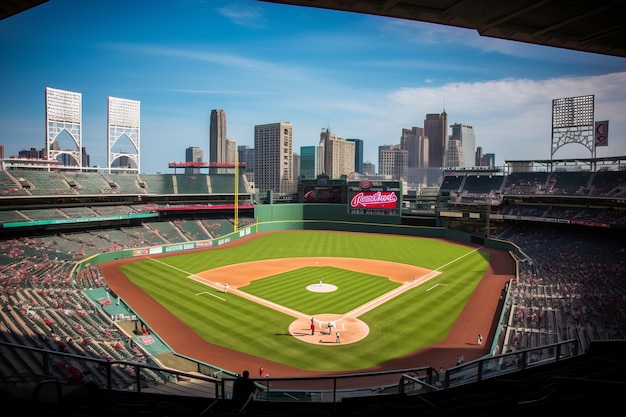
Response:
[46,87,83,168]
[226,138,237,164]
[450,123,476,168]
[185,147,203,174]
[254,122,294,193]
[378,144,408,181]
[319,128,355,179]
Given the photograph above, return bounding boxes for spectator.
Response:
[232,370,257,405]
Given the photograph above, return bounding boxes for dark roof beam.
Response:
[479,0,552,34]
[532,2,621,37]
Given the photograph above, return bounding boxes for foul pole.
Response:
[234,151,239,232]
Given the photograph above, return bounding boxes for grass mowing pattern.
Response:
[244,267,399,314]
[120,231,489,371]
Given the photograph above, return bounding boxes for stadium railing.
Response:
[0,338,579,404]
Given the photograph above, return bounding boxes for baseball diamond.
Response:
[100,230,514,376]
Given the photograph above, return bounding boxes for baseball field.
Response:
[101,230,514,376]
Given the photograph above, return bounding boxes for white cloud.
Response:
[328,72,626,166]
[216,2,266,28]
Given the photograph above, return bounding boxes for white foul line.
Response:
[146,246,484,320]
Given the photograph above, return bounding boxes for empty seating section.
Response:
[497,204,546,217]
[172,219,212,241]
[208,174,249,193]
[120,225,167,246]
[130,203,162,213]
[19,208,68,221]
[461,175,504,196]
[90,205,137,217]
[141,174,175,194]
[201,219,234,237]
[100,173,147,194]
[589,170,626,196]
[0,172,252,196]
[87,229,143,251]
[15,171,78,195]
[0,210,29,224]
[0,170,29,196]
[547,171,592,195]
[143,221,187,243]
[502,172,549,195]
[231,216,256,228]
[439,175,464,191]
[62,172,112,194]
[174,174,209,194]
[58,207,96,219]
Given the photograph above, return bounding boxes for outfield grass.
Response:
[120,231,489,371]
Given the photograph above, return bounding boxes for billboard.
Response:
[347,179,402,215]
[298,175,347,204]
[349,191,398,209]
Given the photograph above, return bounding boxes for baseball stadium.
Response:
[1,155,625,416]
[1,2,625,417]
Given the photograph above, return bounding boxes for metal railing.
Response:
[0,338,579,404]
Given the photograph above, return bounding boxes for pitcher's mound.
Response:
[289,314,369,345]
[307,283,337,293]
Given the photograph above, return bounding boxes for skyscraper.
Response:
[362,161,375,176]
[424,111,448,168]
[450,123,476,168]
[209,109,227,173]
[254,122,294,193]
[226,138,237,164]
[378,144,408,181]
[475,147,495,167]
[401,126,429,186]
[319,128,355,179]
[185,146,203,174]
[300,145,323,179]
[444,138,463,168]
[346,138,364,174]
[400,127,428,169]
[237,145,254,174]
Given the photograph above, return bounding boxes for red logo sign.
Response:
[359,179,372,189]
[350,191,397,209]
[138,336,155,345]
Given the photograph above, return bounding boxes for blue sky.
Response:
[1,0,625,174]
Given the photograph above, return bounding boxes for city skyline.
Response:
[1,0,625,174]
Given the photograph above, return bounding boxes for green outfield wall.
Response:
[77,203,516,272]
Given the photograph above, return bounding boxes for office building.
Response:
[378,144,408,181]
[476,147,495,167]
[300,145,323,179]
[226,138,237,164]
[346,138,364,174]
[254,122,294,193]
[209,109,227,173]
[185,147,203,174]
[450,123,476,168]
[237,145,254,174]
[400,126,429,186]
[362,161,375,176]
[444,138,463,168]
[424,111,448,168]
[319,128,355,179]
